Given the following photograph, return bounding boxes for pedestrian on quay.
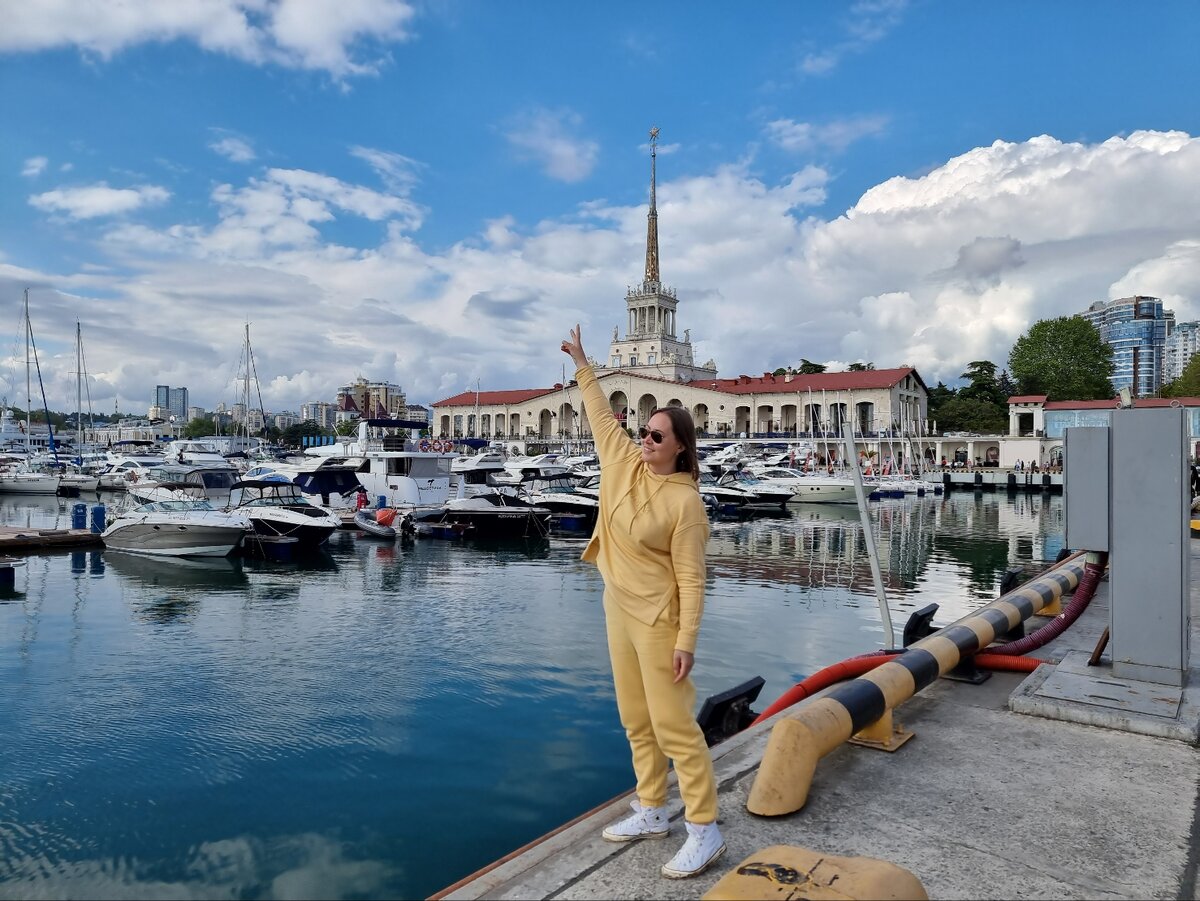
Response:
[560,323,725,880]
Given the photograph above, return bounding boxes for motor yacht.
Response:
[227,480,343,548]
[305,418,454,512]
[127,464,241,505]
[520,473,599,529]
[101,499,250,557]
[746,465,859,504]
[416,491,553,539]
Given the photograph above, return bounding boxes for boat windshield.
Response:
[134,500,215,513]
[242,495,310,508]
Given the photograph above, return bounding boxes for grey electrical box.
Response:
[1063,427,1110,552]
[1109,407,1190,686]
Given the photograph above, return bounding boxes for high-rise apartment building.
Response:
[1163,320,1200,384]
[336,378,407,419]
[1080,295,1174,396]
[301,402,337,430]
[154,385,170,409]
[167,387,188,420]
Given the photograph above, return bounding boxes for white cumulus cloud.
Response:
[505,108,600,183]
[765,115,890,154]
[210,136,256,162]
[0,0,416,79]
[22,156,48,177]
[28,182,171,219]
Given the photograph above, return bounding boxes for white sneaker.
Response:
[601,800,670,842]
[661,821,726,879]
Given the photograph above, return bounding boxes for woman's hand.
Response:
[672,649,694,683]
[560,323,588,369]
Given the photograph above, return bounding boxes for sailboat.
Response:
[0,289,62,494]
[56,322,100,493]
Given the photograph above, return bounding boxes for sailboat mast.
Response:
[24,289,31,460]
[243,323,251,444]
[76,321,82,460]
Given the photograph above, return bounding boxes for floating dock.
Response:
[940,469,1063,492]
[434,548,1200,900]
[0,526,104,552]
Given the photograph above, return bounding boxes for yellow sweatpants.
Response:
[604,592,718,824]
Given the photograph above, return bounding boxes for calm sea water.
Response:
[0,490,1063,900]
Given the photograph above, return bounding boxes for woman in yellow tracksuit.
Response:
[561,324,725,880]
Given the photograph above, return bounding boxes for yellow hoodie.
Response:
[576,364,710,653]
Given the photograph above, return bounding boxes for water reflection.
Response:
[0,492,1065,900]
[103,553,247,590]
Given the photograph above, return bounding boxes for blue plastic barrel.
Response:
[90,504,106,534]
[72,503,87,530]
[377,495,387,509]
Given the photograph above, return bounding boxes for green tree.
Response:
[847,362,875,372]
[181,417,212,438]
[997,368,1017,399]
[958,360,1006,407]
[935,395,1009,434]
[1008,316,1114,401]
[335,419,359,437]
[281,419,329,447]
[1162,354,1200,397]
[797,359,827,374]
[926,381,956,424]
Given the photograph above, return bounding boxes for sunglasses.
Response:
[638,427,666,445]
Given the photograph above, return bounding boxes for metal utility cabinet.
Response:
[1064,407,1191,687]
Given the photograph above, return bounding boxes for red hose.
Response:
[988,553,1109,656]
[748,555,1104,727]
[749,650,1044,726]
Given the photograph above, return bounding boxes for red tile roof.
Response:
[1045,397,1200,410]
[691,367,922,395]
[1007,395,1048,404]
[432,387,556,408]
[432,366,924,407]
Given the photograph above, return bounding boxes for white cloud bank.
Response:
[0,0,416,78]
[4,130,1198,414]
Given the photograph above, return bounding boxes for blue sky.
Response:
[2,0,1199,415]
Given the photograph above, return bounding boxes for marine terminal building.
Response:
[432,129,930,450]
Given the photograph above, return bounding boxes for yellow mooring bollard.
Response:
[746,555,1087,817]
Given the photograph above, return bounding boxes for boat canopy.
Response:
[293,468,360,497]
[229,479,306,507]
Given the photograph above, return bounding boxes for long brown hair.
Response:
[650,406,701,481]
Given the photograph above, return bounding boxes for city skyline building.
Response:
[336,377,407,419]
[1080,295,1174,396]
[301,401,337,430]
[1163,320,1200,384]
[167,387,188,420]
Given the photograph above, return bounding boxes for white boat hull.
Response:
[101,522,246,557]
[0,473,62,494]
